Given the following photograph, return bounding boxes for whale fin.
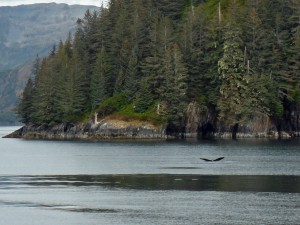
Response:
[200,157,224,162]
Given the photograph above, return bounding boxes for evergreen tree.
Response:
[181,5,222,104]
[69,48,90,117]
[217,17,251,127]
[17,78,34,124]
[140,16,173,98]
[114,39,131,94]
[154,0,185,21]
[243,5,269,74]
[124,46,139,98]
[134,78,154,113]
[159,43,188,124]
[30,58,56,125]
[16,0,300,136]
[288,0,300,102]
[90,47,110,110]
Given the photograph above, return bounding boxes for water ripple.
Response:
[1,174,300,193]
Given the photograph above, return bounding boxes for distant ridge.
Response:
[0,2,98,8]
[0,2,99,71]
[0,2,99,125]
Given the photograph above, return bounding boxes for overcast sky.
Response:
[0,0,107,7]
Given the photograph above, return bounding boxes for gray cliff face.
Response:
[185,102,300,139]
[185,102,216,139]
[5,120,166,140]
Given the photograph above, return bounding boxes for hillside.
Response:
[0,64,33,124]
[17,0,300,138]
[0,3,98,125]
[0,3,98,71]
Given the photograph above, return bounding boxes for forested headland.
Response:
[17,0,300,139]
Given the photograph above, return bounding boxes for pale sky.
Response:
[0,0,107,7]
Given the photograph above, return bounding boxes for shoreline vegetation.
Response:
[15,0,300,140]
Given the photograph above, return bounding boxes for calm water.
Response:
[0,126,299,225]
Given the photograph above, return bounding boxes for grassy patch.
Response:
[96,94,129,117]
[118,104,167,125]
[93,94,167,125]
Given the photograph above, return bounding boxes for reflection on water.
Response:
[1,127,300,224]
[0,174,299,225]
[1,174,300,193]
[0,199,120,214]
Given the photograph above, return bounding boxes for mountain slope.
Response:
[0,64,33,125]
[0,3,98,125]
[0,3,98,71]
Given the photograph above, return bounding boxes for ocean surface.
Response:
[0,126,299,225]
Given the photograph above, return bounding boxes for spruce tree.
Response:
[124,46,139,98]
[90,47,110,110]
[288,0,300,102]
[159,43,188,124]
[134,78,154,113]
[217,17,251,127]
[17,78,34,124]
[16,0,300,134]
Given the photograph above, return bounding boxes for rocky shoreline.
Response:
[4,120,167,140]
[4,118,300,141]
[3,102,300,140]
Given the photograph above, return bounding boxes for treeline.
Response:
[18,0,300,129]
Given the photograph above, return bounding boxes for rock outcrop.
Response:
[185,102,300,139]
[4,119,166,140]
[185,102,217,139]
[215,115,280,139]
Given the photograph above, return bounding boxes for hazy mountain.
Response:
[0,3,98,125]
[0,3,98,71]
[0,64,33,125]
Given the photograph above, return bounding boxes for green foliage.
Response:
[159,43,188,124]
[115,103,167,125]
[17,78,34,124]
[63,111,91,123]
[134,79,154,113]
[90,47,110,110]
[196,96,206,106]
[96,94,129,117]
[291,89,300,103]
[217,16,249,126]
[16,0,300,131]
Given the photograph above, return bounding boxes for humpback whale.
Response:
[200,157,224,162]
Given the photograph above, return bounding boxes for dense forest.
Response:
[17,0,300,136]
